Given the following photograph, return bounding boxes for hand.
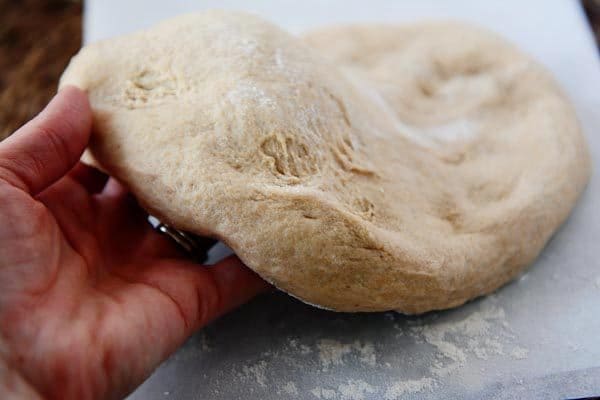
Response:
[0,87,268,400]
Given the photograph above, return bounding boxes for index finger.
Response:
[0,86,91,195]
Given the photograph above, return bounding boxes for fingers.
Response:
[124,255,270,336]
[0,86,92,195]
[69,162,108,194]
[207,256,271,318]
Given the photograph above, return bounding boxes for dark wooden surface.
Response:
[0,1,598,141]
[0,0,81,140]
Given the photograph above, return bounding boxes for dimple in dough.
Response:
[60,11,591,313]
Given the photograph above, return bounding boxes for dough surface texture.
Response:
[60,11,590,313]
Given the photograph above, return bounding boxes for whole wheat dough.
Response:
[59,11,590,313]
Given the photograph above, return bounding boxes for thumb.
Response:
[0,86,91,195]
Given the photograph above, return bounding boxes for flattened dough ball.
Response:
[60,12,590,313]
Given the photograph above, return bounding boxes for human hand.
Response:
[0,87,268,400]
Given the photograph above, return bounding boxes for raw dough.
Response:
[60,11,590,313]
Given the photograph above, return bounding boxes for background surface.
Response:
[0,0,81,140]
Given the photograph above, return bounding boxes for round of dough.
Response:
[60,11,590,313]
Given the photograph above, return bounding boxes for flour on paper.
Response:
[311,387,337,399]
[317,340,377,370]
[317,340,353,370]
[288,338,312,355]
[279,381,299,396]
[384,378,434,400]
[233,299,528,399]
[337,380,376,400]
[241,361,268,387]
[510,347,529,360]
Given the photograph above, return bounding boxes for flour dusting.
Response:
[317,340,378,370]
[289,338,312,355]
[242,361,268,387]
[337,380,376,400]
[423,304,508,368]
[393,299,527,394]
[356,342,377,367]
[238,37,258,55]
[280,381,299,396]
[311,387,337,399]
[275,48,285,69]
[230,299,527,398]
[384,378,434,400]
[226,81,276,109]
[317,339,353,370]
[510,347,529,360]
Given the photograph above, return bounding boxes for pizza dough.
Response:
[59,11,590,313]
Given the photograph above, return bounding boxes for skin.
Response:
[0,86,269,400]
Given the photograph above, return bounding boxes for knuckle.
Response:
[0,152,36,192]
[35,123,72,168]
